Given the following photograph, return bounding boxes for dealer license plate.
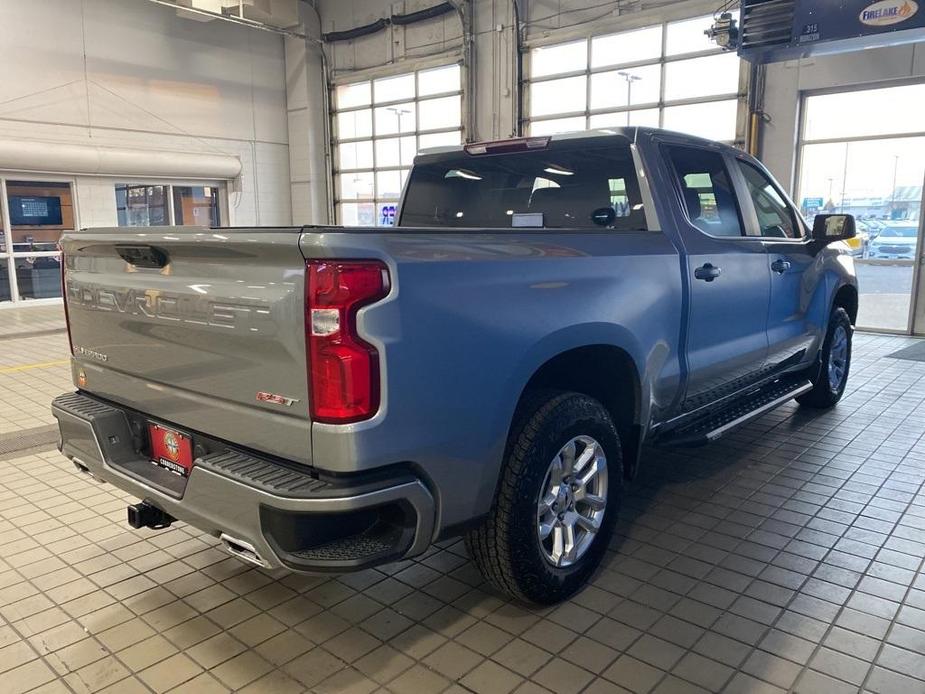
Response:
[148,423,194,477]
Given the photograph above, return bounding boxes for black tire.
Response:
[797,307,852,409]
[465,390,623,605]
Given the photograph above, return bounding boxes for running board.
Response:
[656,378,813,448]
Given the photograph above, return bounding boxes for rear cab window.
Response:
[398,138,648,231]
[664,145,744,237]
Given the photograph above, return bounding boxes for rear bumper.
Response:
[51,392,435,573]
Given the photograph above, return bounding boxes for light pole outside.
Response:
[617,71,642,126]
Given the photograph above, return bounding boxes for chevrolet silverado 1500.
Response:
[53,128,858,604]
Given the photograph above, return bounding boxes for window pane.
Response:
[375,103,416,135]
[666,145,743,236]
[664,54,739,101]
[798,138,925,220]
[419,95,461,131]
[419,130,462,151]
[530,40,588,78]
[337,109,372,140]
[173,186,220,226]
[339,172,375,200]
[530,117,587,136]
[15,254,62,300]
[530,76,587,118]
[738,161,800,238]
[1,258,11,303]
[374,73,415,103]
[115,184,169,226]
[666,14,720,56]
[803,84,925,141]
[376,169,409,200]
[336,81,371,109]
[400,142,648,230]
[376,136,416,167]
[339,202,376,226]
[591,26,663,68]
[418,64,461,96]
[590,65,661,110]
[663,99,738,141]
[590,108,660,129]
[338,141,374,170]
[6,181,73,249]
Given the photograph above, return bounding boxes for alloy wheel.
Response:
[536,435,608,567]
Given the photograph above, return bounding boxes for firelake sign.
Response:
[859,0,919,26]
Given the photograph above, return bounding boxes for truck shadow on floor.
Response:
[272,403,846,688]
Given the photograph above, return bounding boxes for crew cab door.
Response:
[732,157,818,372]
[662,143,772,411]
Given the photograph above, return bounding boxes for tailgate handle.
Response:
[116,245,169,269]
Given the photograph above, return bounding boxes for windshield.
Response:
[398,141,648,230]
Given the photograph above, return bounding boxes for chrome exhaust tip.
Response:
[220,533,269,568]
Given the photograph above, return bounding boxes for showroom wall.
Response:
[315,0,925,199]
[761,42,925,194]
[318,0,716,144]
[0,0,292,227]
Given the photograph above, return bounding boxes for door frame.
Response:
[910,170,925,336]
[794,80,925,336]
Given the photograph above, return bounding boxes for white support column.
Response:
[286,3,332,225]
[472,0,518,141]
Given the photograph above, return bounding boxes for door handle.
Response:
[116,245,169,269]
[694,263,722,282]
[771,258,791,274]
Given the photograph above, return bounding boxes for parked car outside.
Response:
[867,221,919,260]
[845,221,867,257]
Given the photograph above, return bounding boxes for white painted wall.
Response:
[0,0,292,227]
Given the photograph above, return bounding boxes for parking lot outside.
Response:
[2,306,924,694]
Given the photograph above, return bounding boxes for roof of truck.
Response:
[417,126,733,158]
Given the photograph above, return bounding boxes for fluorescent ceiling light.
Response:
[544,165,574,176]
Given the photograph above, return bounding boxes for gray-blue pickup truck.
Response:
[53,128,859,604]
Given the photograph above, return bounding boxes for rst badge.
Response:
[256,391,300,407]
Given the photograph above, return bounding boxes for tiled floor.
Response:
[0,306,71,435]
[1,305,924,693]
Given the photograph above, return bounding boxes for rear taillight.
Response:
[306,260,390,424]
[60,248,74,355]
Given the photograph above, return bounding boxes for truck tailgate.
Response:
[61,228,312,464]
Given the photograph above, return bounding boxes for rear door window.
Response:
[398,141,648,230]
[665,145,744,237]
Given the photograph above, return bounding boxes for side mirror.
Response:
[812,214,856,243]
